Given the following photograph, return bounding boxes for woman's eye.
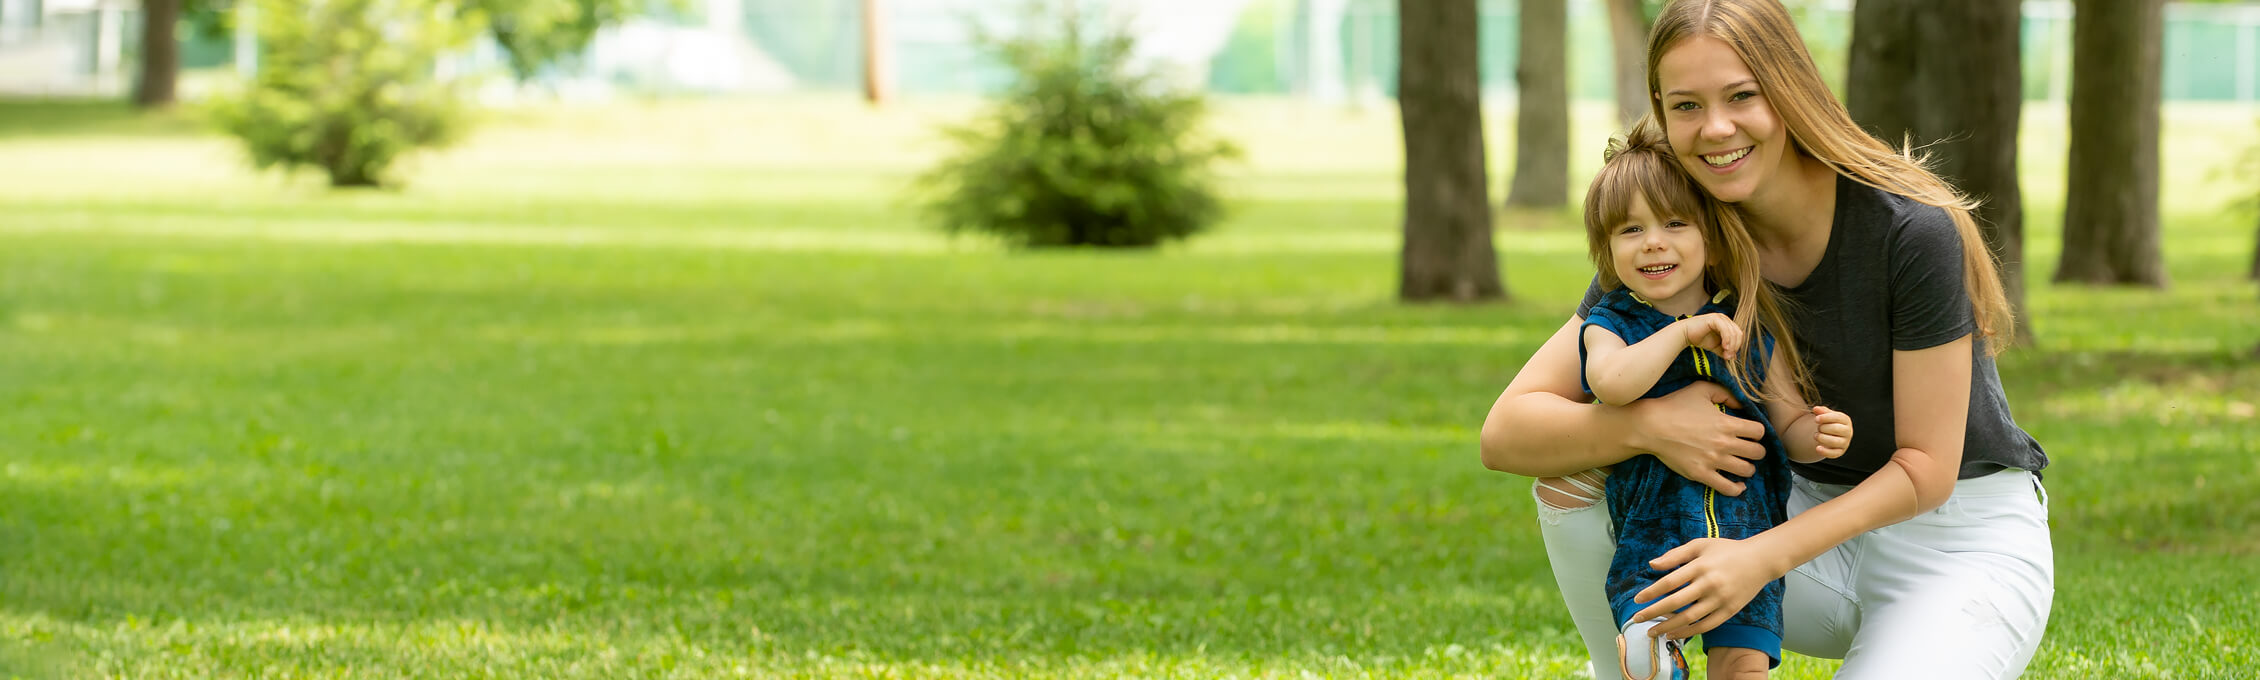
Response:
[1669,101,1698,112]
[1731,90,1757,102]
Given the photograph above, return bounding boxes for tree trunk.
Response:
[1603,0,1650,128]
[1398,0,1504,303]
[134,0,180,108]
[1846,0,1918,143]
[1848,0,2030,343]
[2057,0,2167,287]
[1506,0,1567,207]
[861,0,893,106]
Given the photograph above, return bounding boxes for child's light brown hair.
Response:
[1583,116,1814,407]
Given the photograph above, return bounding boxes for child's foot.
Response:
[1616,618,1687,680]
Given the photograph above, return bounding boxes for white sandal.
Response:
[1616,617,1687,680]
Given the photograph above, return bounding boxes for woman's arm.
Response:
[1481,316,1771,493]
[1630,336,1974,638]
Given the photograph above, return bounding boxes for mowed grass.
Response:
[0,96,2255,679]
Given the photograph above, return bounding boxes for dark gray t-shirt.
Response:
[1579,175,2047,484]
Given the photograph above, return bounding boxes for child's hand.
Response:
[1679,313,1743,356]
[1811,406,1852,459]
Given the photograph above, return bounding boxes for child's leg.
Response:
[1704,647,1769,680]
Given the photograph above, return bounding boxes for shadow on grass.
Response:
[0,98,207,139]
[2000,348,2258,395]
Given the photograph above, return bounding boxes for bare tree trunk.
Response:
[862,0,893,106]
[2057,0,2167,287]
[1506,0,1567,207]
[1849,0,2029,343]
[1847,0,1918,142]
[2250,210,2259,280]
[1398,0,1504,303]
[1604,0,1650,128]
[134,0,180,108]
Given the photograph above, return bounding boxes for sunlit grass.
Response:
[0,96,2255,678]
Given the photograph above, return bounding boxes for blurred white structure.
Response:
[1,0,2256,104]
[0,0,137,96]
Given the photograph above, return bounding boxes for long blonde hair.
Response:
[1646,0,2015,354]
[1584,117,1814,406]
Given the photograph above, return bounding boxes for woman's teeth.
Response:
[1703,147,1751,167]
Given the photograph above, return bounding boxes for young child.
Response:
[1576,118,1855,680]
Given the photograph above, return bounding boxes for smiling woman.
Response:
[1482,1,2055,678]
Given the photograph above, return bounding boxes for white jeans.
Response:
[1535,469,2055,679]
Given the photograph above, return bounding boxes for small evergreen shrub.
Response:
[917,9,1239,248]
[207,0,473,188]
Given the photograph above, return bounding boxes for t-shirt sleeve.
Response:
[1576,307,1624,400]
[1886,206,1977,351]
[1574,275,1603,318]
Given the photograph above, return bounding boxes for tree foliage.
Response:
[207,0,474,188]
[468,0,653,82]
[915,8,1238,248]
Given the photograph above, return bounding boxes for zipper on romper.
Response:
[1691,342,1722,539]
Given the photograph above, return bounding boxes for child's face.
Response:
[1609,194,1710,311]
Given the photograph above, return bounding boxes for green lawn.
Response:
[0,97,2255,679]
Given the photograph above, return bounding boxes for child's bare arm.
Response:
[1583,314,1740,406]
[1763,349,1853,464]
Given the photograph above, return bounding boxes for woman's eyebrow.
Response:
[1664,79,1757,98]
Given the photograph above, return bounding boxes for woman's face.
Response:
[1655,36,1791,205]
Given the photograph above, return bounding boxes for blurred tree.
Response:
[209,0,472,188]
[135,0,182,108]
[472,0,652,83]
[1848,0,2029,342]
[2242,119,2260,282]
[1603,0,1649,128]
[2057,0,2167,287]
[914,4,1236,248]
[860,0,892,105]
[1506,0,1567,208]
[1397,0,1503,302]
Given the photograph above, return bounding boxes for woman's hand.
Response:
[1630,536,1789,640]
[1627,382,1768,495]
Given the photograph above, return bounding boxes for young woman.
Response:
[1479,1,2053,678]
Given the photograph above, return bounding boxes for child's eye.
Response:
[1666,220,1691,229]
[1618,224,1644,235]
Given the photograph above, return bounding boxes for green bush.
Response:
[207,0,475,188]
[916,8,1239,248]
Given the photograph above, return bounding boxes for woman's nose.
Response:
[1702,110,1734,141]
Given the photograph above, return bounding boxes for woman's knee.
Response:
[1534,469,1609,524]
[1535,469,1608,509]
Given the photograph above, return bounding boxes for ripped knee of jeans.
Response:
[1532,468,1608,525]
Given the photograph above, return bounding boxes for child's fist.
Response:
[1680,313,1743,356]
[1812,406,1852,459]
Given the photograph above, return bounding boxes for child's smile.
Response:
[1611,194,1711,317]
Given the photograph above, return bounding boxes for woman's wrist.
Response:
[1619,396,1669,457]
[1744,528,1803,579]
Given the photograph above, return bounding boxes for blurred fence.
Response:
[2,0,2257,102]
